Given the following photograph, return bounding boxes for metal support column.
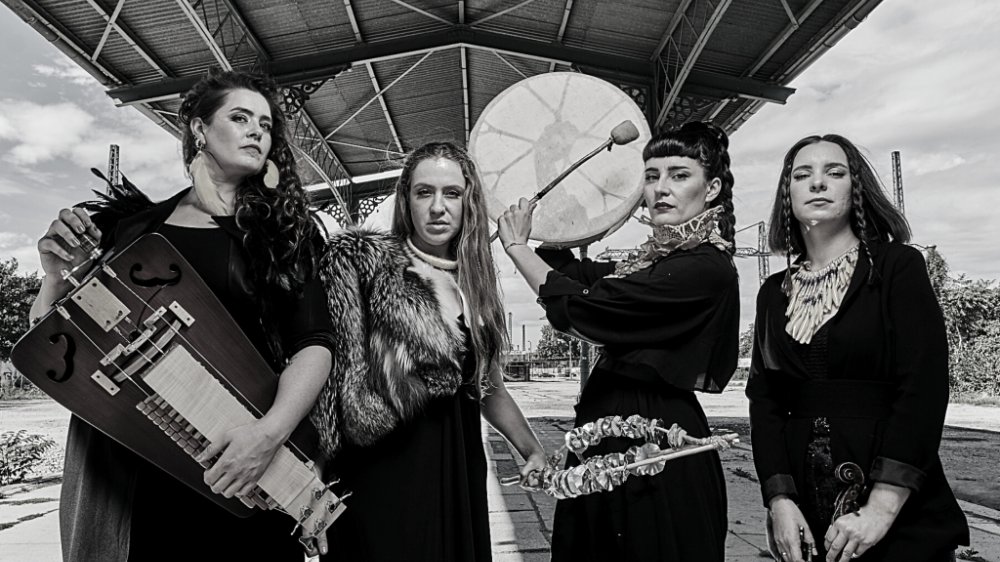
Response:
[579,244,591,389]
[652,0,733,130]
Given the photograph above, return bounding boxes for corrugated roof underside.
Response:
[561,0,672,60]
[376,48,465,149]
[240,0,359,58]
[21,0,880,188]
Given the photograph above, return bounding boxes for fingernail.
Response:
[69,238,79,247]
[75,225,85,234]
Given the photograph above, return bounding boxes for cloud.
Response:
[0,177,25,195]
[0,100,95,165]
[0,232,40,274]
[907,153,967,177]
[32,59,95,86]
[0,232,32,249]
[0,97,185,199]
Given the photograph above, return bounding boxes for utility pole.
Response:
[507,312,513,344]
[891,151,905,216]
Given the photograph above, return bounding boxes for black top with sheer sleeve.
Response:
[536,243,739,393]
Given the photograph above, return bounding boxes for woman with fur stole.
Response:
[312,141,546,561]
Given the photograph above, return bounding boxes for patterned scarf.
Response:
[606,206,731,278]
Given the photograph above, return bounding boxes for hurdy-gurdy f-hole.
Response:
[11,233,345,550]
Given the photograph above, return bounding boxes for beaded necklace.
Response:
[784,244,859,345]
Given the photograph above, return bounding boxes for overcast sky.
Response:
[2,0,998,349]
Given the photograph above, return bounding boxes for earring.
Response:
[188,138,229,215]
[263,159,279,189]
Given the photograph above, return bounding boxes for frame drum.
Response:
[469,72,651,247]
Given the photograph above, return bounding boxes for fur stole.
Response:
[310,228,468,459]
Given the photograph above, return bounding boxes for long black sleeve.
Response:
[538,247,733,347]
[535,247,616,285]
[869,246,949,491]
[746,283,798,506]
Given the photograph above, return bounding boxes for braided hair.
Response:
[643,121,737,254]
[177,68,322,361]
[767,134,911,293]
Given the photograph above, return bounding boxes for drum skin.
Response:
[469,72,651,248]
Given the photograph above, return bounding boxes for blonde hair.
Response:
[391,142,509,386]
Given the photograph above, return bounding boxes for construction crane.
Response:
[891,150,905,216]
[735,221,771,286]
[595,221,772,286]
[107,144,121,195]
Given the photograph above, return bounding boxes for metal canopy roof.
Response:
[3,0,883,224]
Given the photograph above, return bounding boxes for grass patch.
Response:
[958,548,988,561]
[951,393,1000,407]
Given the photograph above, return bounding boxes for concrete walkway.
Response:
[2,382,1000,561]
[484,380,1000,561]
[484,416,1000,562]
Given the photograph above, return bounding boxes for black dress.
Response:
[59,189,335,561]
[322,324,491,562]
[536,244,739,562]
[746,242,969,561]
[123,222,336,560]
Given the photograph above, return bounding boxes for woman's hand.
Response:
[770,496,817,562]
[824,483,908,562]
[665,423,688,449]
[306,531,330,559]
[497,197,536,250]
[197,418,285,499]
[30,208,104,322]
[823,508,891,562]
[37,208,102,278]
[519,449,548,488]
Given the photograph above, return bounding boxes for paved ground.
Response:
[2,381,1000,561]
[485,379,1000,562]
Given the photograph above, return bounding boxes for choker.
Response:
[406,237,458,271]
[784,244,859,345]
[606,206,731,278]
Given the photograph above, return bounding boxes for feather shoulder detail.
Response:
[78,168,155,249]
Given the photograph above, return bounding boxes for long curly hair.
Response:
[178,68,322,361]
[391,142,509,387]
[642,121,737,254]
[767,134,911,292]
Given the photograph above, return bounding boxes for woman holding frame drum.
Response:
[499,121,740,561]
